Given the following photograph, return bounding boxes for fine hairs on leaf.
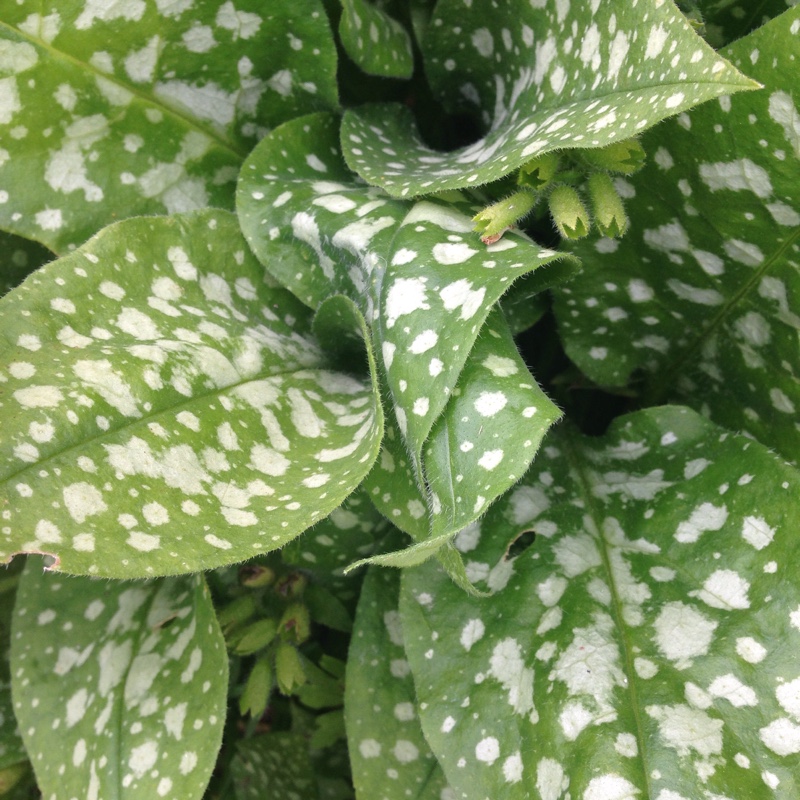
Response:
[0,2,798,799]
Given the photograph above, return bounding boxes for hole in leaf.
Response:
[506,529,536,560]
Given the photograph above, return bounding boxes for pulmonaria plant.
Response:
[0,1,799,798]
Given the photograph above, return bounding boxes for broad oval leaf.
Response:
[339,0,414,79]
[10,565,228,799]
[0,0,338,252]
[0,210,382,577]
[238,112,562,564]
[345,564,451,800]
[340,0,757,197]
[553,8,800,463]
[401,406,800,799]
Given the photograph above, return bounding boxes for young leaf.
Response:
[339,0,414,79]
[238,113,562,564]
[230,732,319,799]
[0,0,338,252]
[400,405,800,799]
[345,565,451,800]
[0,210,382,578]
[554,8,800,462]
[10,565,227,799]
[340,0,757,197]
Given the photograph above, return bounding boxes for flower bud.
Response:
[472,189,537,244]
[580,138,646,174]
[239,564,275,588]
[217,594,257,632]
[517,152,561,190]
[587,172,629,238]
[548,185,590,239]
[279,602,311,644]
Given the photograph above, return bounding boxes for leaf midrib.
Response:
[563,424,654,798]
[2,354,367,488]
[644,223,800,405]
[0,21,247,160]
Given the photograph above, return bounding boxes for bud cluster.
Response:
[472,137,646,244]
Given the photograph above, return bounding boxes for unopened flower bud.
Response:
[548,185,590,239]
[517,152,561,190]
[580,138,646,174]
[587,172,629,238]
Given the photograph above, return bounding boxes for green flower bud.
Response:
[472,189,537,244]
[548,185,591,239]
[275,643,307,695]
[239,564,275,588]
[587,172,629,238]
[239,657,272,718]
[275,572,307,598]
[233,617,279,656]
[279,602,311,644]
[517,151,561,190]
[580,138,646,175]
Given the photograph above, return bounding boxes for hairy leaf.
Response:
[401,405,800,799]
[554,8,800,462]
[238,112,562,564]
[340,0,757,197]
[346,565,450,799]
[0,0,337,252]
[0,210,382,577]
[10,566,227,799]
[339,0,414,79]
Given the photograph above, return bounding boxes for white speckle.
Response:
[736,637,767,664]
[413,397,429,416]
[536,758,567,800]
[205,533,232,549]
[741,516,775,550]
[439,279,486,320]
[759,718,800,756]
[708,674,757,707]
[393,740,419,763]
[654,602,717,667]
[502,752,523,783]
[13,385,64,408]
[432,242,478,265]
[409,330,438,354]
[474,391,507,417]
[478,449,503,470]
[675,503,727,544]
[698,158,773,199]
[694,569,750,610]
[385,278,429,329]
[127,531,160,552]
[584,774,640,800]
[306,154,327,173]
[359,739,381,758]
[475,736,499,764]
[647,704,723,757]
[63,482,107,523]
[460,619,485,651]
[471,28,493,57]
[615,732,638,757]
[482,355,518,377]
[488,638,536,720]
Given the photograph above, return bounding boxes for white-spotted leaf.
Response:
[230,732,318,799]
[340,0,758,197]
[400,406,800,799]
[0,210,382,577]
[238,112,562,565]
[339,0,414,79]
[554,8,800,463]
[0,0,338,252]
[345,564,451,799]
[10,565,228,799]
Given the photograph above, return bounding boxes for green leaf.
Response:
[10,565,227,799]
[231,732,319,800]
[346,565,451,800]
[0,210,382,577]
[690,0,793,47]
[339,0,414,79]
[340,0,758,197]
[0,563,25,773]
[0,0,338,252]
[401,405,800,798]
[553,8,800,463]
[238,112,562,564]
[0,232,52,297]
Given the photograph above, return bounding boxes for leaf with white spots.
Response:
[230,732,319,799]
[554,8,800,463]
[0,210,382,578]
[10,565,227,799]
[238,112,562,564]
[339,0,414,79]
[0,0,338,252]
[400,405,800,799]
[346,565,451,800]
[340,0,757,197]
[0,232,52,297]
